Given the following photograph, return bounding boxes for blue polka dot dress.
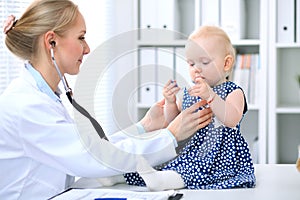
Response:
[124,81,256,189]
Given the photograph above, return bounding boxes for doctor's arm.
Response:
[140,99,212,141]
[108,99,212,166]
[109,99,212,146]
[108,99,168,143]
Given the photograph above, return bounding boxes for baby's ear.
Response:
[224,55,234,72]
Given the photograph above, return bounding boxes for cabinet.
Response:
[268,0,300,164]
[135,0,268,164]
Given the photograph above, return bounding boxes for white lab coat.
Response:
[0,65,176,200]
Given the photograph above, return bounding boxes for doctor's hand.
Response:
[140,99,168,132]
[167,100,212,142]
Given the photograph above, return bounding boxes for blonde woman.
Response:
[0,1,212,199]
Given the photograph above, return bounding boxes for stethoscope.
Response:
[50,41,73,104]
[49,41,107,139]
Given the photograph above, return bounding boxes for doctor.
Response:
[0,0,212,199]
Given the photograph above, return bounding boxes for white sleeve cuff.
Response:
[165,129,178,148]
[135,122,146,134]
[135,123,178,148]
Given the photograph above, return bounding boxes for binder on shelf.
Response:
[157,0,176,40]
[201,0,220,26]
[140,84,156,105]
[139,0,176,41]
[277,0,295,43]
[220,0,246,40]
[175,47,191,88]
[157,48,174,101]
[139,48,156,105]
[139,0,157,41]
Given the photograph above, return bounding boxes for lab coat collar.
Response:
[24,61,61,103]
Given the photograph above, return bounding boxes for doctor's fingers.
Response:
[196,108,213,129]
[179,102,205,123]
[186,103,212,127]
[183,100,206,114]
[167,106,198,141]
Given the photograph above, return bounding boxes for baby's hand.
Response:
[163,80,180,104]
[188,77,213,101]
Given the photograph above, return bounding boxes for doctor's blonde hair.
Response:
[5,0,79,61]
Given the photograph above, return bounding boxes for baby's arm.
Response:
[163,80,181,123]
[208,89,244,127]
[189,78,244,128]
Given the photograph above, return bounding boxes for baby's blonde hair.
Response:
[189,25,236,66]
[5,0,79,61]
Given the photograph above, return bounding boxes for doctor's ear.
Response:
[44,31,56,49]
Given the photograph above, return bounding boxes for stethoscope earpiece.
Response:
[50,41,56,48]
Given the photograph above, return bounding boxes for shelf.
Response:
[276,106,300,114]
[248,104,260,110]
[137,39,261,47]
[232,39,261,46]
[276,43,300,48]
[137,40,186,47]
